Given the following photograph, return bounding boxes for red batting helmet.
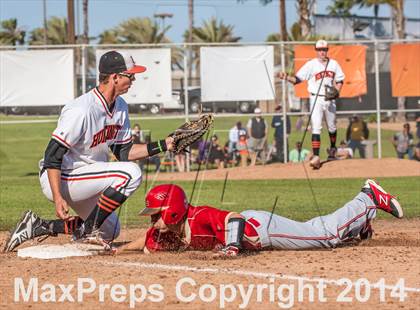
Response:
[139,184,189,225]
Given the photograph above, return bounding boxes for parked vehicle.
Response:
[177,87,257,113]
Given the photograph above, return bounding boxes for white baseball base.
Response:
[17,243,103,259]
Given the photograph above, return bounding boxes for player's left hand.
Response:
[214,245,240,258]
[165,136,174,152]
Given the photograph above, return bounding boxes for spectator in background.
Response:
[198,139,211,164]
[236,131,249,167]
[346,115,369,158]
[207,135,225,169]
[247,108,268,166]
[271,105,291,163]
[131,124,145,144]
[289,142,310,163]
[336,140,353,160]
[413,142,420,161]
[416,114,420,140]
[228,121,243,162]
[228,122,242,152]
[175,153,186,172]
[392,123,414,159]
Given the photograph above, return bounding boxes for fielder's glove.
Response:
[324,85,340,101]
[169,114,214,154]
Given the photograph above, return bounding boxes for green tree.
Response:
[114,17,170,44]
[186,17,241,43]
[328,0,405,39]
[98,30,121,44]
[30,17,67,45]
[0,18,25,45]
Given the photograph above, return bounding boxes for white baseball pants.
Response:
[241,192,376,250]
[39,161,142,240]
[310,95,337,135]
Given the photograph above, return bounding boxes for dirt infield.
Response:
[1,219,419,309]
[153,158,420,181]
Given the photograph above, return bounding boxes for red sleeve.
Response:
[144,227,183,252]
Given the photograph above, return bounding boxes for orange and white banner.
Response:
[390,43,420,97]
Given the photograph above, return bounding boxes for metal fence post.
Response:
[280,42,288,163]
[81,44,86,94]
[184,44,191,172]
[374,41,382,159]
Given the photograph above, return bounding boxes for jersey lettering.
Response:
[90,124,122,148]
[315,70,335,80]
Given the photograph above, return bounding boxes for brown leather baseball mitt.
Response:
[324,85,340,101]
[169,114,214,154]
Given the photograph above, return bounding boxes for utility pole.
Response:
[43,0,48,44]
[279,0,287,42]
[67,0,76,44]
[83,0,88,44]
[154,13,173,30]
[188,0,194,82]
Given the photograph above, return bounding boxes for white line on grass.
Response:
[105,261,420,293]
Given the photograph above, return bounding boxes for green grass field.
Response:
[1,177,419,231]
[1,116,418,231]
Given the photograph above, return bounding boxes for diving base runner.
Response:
[4,180,402,255]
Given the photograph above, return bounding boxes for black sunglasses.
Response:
[316,48,329,52]
[118,72,135,80]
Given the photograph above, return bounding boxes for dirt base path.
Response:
[152,158,420,181]
[1,219,419,309]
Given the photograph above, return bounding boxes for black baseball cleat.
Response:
[3,210,56,252]
[327,147,337,160]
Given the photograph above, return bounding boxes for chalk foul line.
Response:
[104,261,420,293]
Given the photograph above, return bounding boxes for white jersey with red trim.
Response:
[46,87,131,171]
[295,58,345,95]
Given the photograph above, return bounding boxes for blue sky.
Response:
[1,0,419,43]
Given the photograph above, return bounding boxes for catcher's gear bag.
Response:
[324,85,339,101]
[169,114,214,154]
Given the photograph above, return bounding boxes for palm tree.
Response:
[98,30,121,44]
[187,17,241,43]
[98,17,181,69]
[116,17,170,44]
[30,17,67,45]
[0,18,25,45]
[297,0,314,39]
[328,0,405,38]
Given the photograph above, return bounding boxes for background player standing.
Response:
[4,51,174,252]
[278,40,345,169]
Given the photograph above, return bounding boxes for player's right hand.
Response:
[277,72,287,80]
[54,197,72,220]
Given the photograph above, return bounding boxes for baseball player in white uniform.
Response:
[4,51,174,252]
[279,40,345,169]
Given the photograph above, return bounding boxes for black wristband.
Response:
[147,139,167,156]
[226,217,245,249]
